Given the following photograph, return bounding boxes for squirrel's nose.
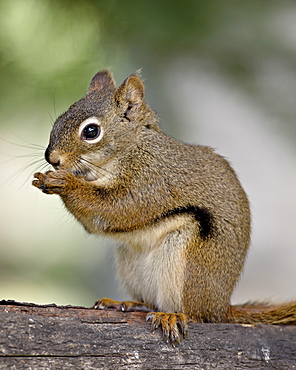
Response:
[45,147,60,169]
[44,146,51,163]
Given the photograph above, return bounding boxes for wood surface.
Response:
[0,300,295,369]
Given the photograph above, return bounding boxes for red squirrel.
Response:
[33,70,296,344]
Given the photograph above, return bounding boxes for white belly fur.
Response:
[111,215,195,313]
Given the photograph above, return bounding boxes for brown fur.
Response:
[32,70,295,344]
[230,302,296,325]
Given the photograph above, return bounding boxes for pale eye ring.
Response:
[79,117,103,144]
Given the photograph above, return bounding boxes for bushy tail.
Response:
[228,301,296,325]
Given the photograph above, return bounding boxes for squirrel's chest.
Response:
[112,215,194,312]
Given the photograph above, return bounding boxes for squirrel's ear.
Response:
[115,74,145,106]
[114,73,145,120]
[87,70,115,94]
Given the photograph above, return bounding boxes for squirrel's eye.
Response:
[79,117,103,144]
[83,124,100,140]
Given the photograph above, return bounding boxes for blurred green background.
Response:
[0,0,296,307]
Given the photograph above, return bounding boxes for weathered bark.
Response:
[0,300,295,369]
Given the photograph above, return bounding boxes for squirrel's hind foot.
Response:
[146,312,188,346]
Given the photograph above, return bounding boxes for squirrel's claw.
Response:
[92,298,122,310]
[120,301,152,312]
[146,312,188,346]
[32,172,44,187]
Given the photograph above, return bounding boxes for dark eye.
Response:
[82,124,101,140]
[79,118,103,143]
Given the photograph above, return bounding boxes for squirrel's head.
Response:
[45,70,159,186]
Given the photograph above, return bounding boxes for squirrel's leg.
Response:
[93,298,152,312]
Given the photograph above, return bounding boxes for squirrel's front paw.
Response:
[32,170,74,195]
[93,298,152,312]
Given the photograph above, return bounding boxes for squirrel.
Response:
[32,70,296,345]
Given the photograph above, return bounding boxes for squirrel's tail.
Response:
[228,301,296,325]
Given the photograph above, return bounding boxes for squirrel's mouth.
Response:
[69,157,117,186]
[72,169,98,182]
[72,169,85,177]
